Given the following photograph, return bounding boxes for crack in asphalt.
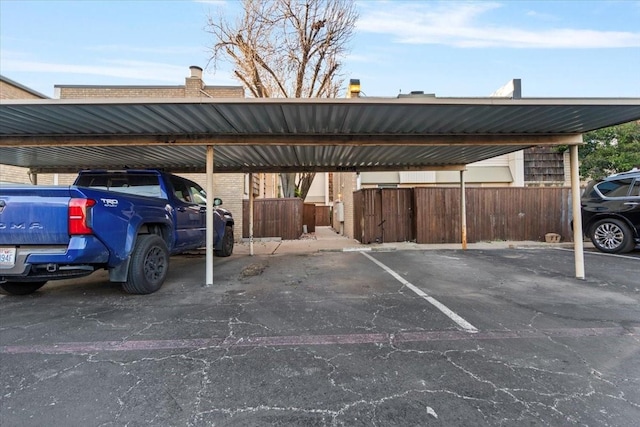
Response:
[2,250,639,426]
[3,327,639,425]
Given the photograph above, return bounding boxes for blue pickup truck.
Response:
[0,170,234,295]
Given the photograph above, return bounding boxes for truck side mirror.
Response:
[214,197,223,206]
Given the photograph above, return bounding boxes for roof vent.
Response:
[397,91,436,98]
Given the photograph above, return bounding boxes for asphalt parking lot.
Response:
[1,237,639,426]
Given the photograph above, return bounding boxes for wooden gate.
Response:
[353,188,414,243]
[315,206,331,226]
[381,188,414,242]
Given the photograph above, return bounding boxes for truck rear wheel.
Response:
[122,234,169,294]
[215,225,234,257]
[0,281,47,295]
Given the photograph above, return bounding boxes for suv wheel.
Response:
[590,218,636,254]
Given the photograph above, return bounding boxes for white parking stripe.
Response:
[555,247,640,260]
[361,252,478,333]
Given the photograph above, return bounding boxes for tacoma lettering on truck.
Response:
[0,222,44,230]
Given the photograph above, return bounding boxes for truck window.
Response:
[188,184,207,205]
[169,176,192,203]
[76,173,163,198]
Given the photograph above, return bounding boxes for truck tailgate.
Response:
[0,187,72,245]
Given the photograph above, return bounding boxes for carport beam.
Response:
[206,145,214,286]
[570,144,585,279]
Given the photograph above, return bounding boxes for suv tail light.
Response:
[69,198,96,235]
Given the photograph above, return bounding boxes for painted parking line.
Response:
[2,327,636,355]
[555,247,640,260]
[360,251,478,333]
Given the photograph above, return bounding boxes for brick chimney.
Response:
[185,66,204,97]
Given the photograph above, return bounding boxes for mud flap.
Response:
[109,256,131,282]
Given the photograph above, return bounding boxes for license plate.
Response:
[0,247,16,268]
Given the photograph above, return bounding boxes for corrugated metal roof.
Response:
[1,97,639,173]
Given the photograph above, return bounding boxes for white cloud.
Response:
[357,2,640,48]
[0,58,187,82]
[525,9,560,22]
[0,50,237,86]
[88,45,206,55]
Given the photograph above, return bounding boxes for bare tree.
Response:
[206,0,358,198]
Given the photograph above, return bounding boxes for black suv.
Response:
[581,169,640,253]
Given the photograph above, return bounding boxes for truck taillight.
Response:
[69,198,96,235]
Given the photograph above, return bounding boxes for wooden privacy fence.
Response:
[354,187,572,244]
[242,199,332,239]
[242,198,303,240]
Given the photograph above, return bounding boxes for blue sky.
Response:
[1,0,639,98]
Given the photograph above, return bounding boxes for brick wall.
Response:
[0,165,78,185]
[0,165,32,183]
[57,86,185,98]
[1,81,44,99]
[202,86,245,98]
[57,85,244,99]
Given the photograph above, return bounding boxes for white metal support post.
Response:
[570,144,585,279]
[249,173,255,256]
[205,145,214,286]
[460,169,468,250]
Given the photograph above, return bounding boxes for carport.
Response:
[2,96,640,284]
